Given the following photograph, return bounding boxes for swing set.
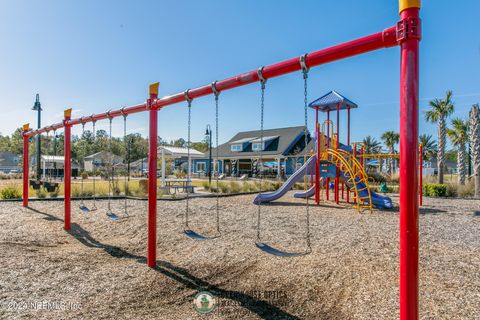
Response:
[21,2,422,318]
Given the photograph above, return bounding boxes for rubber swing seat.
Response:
[255,242,307,257]
[79,205,90,213]
[183,229,210,241]
[106,211,120,221]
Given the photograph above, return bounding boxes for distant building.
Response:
[424,157,457,175]
[0,151,20,173]
[84,151,124,172]
[30,155,80,178]
[192,126,313,178]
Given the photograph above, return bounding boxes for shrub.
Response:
[36,189,47,199]
[457,181,475,197]
[423,183,447,197]
[81,171,88,179]
[368,172,387,183]
[201,181,210,191]
[49,190,59,198]
[445,183,458,197]
[218,182,229,193]
[0,186,21,199]
[229,181,241,193]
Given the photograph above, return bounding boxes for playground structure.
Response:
[21,1,421,319]
[253,91,401,210]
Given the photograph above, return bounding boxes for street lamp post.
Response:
[205,125,212,186]
[32,94,42,180]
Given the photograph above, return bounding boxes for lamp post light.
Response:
[31,94,42,180]
[205,125,212,186]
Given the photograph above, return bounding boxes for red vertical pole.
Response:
[22,124,30,207]
[315,107,320,205]
[399,2,421,319]
[64,109,72,231]
[419,144,423,206]
[326,111,330,201]
[147,83,159,268]
[335,102,340,204]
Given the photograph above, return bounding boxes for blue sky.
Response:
[0,0,479,147]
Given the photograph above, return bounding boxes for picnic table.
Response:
[163,179,194,194]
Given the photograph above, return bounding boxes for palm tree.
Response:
[381,131,400,175]
[425,90,455,183]
[419,134,437,161]
[469,104,480,198]
[362,136,382,154]
[447,118,468,185]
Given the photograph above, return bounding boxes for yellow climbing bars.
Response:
[319,148,373,212]
[337,149,373,212]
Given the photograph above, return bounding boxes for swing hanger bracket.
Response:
[300,54,310,77]
[211,81,220,97]
[120,107,128,118]
[106,109,113,121]
[257,67,267,87]
[184,89,193,104]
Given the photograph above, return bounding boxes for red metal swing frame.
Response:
[22,2,421,319]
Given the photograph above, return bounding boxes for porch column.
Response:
[161,148,165,187]
[277,157,282,179]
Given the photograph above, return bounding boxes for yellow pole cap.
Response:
[23,123,30,131]
[149,82,159,96]
[64,108,72,118]
[399,0,420,13]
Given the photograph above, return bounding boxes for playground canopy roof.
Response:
[308,90,358,112]
[158,146,204,158]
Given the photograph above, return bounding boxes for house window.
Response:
[252,142,264,151]
[196,162,206,172]
[231,144,242,152]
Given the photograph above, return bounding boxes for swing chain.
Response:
[91,119,97,209]
[122,108,129,216]
[301,54,312,253]
[80,122,86,205]
[211,82,221,233]
[256,68,267,242]
[107,113,113,212]
[185,90,192,228]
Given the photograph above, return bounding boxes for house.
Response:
[424,158,457,175]
[30,155,80,178]
[158,146,205,173]
[84,151,124,172]
[192,126,312,178]
[0,151,20,173]
[128,157,148,174]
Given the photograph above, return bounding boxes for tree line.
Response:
[361,90,480,197]
[0,129,208,165]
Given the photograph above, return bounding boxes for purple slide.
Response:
[253,155,316,204]
[294,185,315,198]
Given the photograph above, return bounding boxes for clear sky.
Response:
[0,0,479,147]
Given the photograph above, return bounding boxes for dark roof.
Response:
[211,126,307,158]
[309,90,358,112]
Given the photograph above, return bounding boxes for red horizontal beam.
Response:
[26,25,398,137]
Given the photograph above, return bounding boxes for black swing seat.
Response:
[29,180,42,190]
[255,242,308,257]
[43,181,59,193]
[106,211,120,221]
[184,229,215,241]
